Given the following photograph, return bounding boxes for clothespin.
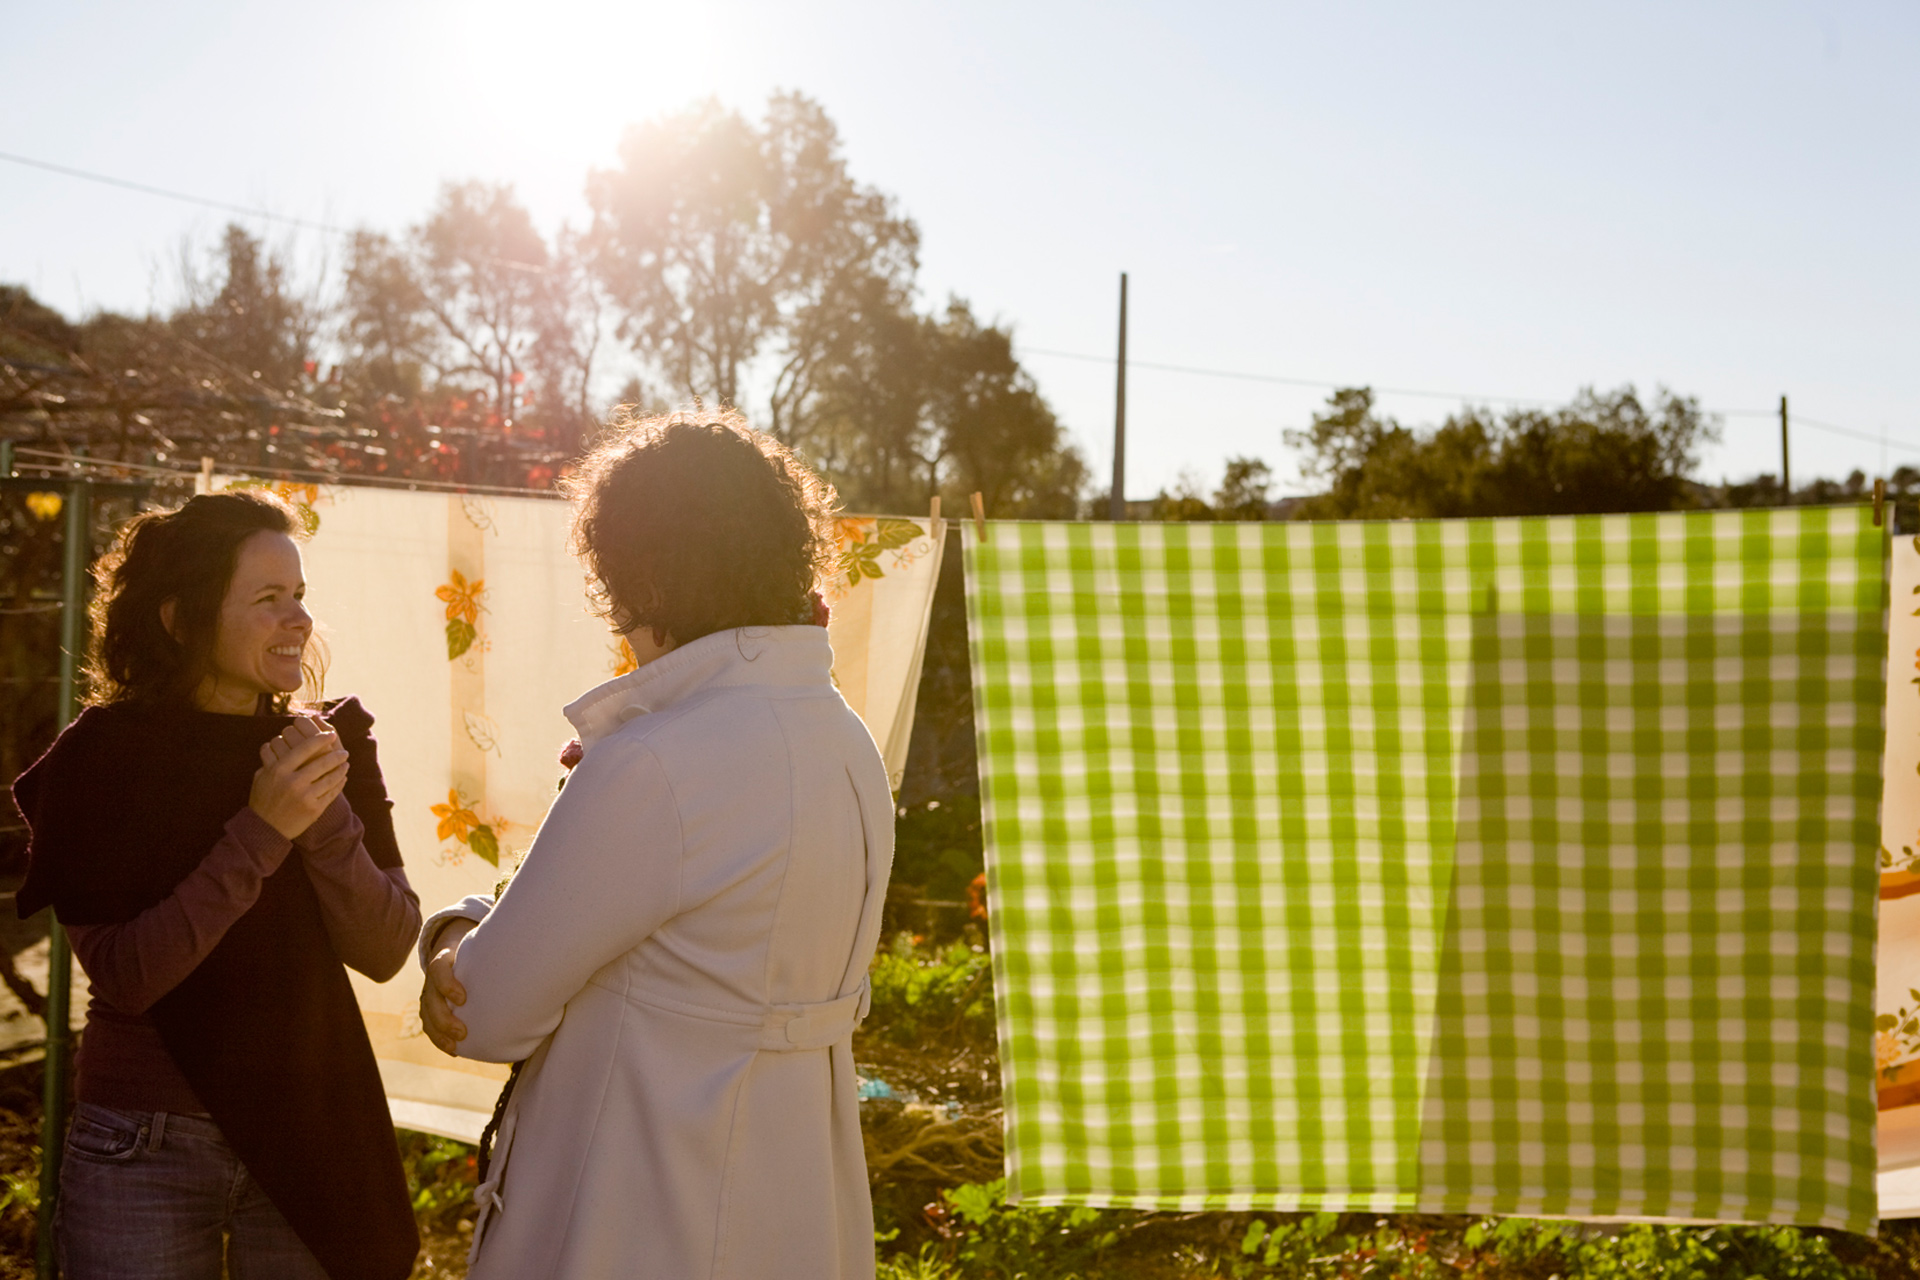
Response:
[969,491,987,540]
[199,456,215,495]
[928,495,944,542]
[1874,477,1886,528]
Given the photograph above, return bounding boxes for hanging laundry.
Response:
[963,508,1881,1231]
[1878,534,1920,1215]
[206,477,944,1140]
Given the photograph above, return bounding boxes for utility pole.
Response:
[1109,272,1128,522]
[1780,395,1791,502]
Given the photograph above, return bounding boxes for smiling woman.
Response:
[87,491,328,712]
[9,490,423,1279]
[192,532,315,714]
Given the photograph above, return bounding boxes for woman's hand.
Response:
[249,716,349,839]
[421,918,475,1056]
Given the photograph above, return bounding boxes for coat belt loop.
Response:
[762,976,874,1051]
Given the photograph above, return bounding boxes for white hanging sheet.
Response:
[207,478,943,1140]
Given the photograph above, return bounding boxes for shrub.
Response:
[394,1129,478,1234]
[869,933,994,1049]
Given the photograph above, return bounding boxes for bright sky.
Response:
[3,1,1915,500]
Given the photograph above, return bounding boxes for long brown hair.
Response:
[87,489,325,708]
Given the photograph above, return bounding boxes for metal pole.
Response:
[36,477,89,1279]
[1109,273,1128,521]
[1780,394,1791,502]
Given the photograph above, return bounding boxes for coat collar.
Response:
[564,626,833,749]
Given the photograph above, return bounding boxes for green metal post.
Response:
[36,477,89,1279]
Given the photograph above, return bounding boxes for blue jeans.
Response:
[55,1103,330,1280]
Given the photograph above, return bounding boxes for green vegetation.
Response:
[876,1183,1920,1280]
[396,1129,479,1236]
[868,932,994,1048]
[0,1152,36,1219]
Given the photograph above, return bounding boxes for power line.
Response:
[1019,345,1569,407]
[1018,344,1912,454]
[1795,415,1920,462]
[1018,345,1786,417]
[10,150,1910,460]
[0,149,355,237]
[0,149,552,275]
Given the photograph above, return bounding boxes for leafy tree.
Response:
[801,275,934,508]
[919,300,1084,518]
[170,224,317,389]
[796,293,1085,517]
[585,92,919,447]
[1141,457,1275,522]
[0,285,78,359]
[1286,385,1719,519]
[338,228,434,398]
[1151,470,1213,520]
[1214,456,1274,520]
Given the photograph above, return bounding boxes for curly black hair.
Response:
[565,407,839,646]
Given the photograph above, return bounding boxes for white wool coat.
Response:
[421,626,894,1279]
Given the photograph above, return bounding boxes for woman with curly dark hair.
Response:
[11,489,420,1279]
[416,408,895,1278]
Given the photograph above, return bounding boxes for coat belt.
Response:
[615,975,873,1051]
[756,976,871,1052]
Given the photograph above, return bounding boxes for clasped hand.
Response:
[421,919,475,1056]
[249,714,349,839]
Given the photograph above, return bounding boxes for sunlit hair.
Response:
[87,489,326,709]
[565,406,839,646]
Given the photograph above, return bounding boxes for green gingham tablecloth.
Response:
[962,508,1882,1230]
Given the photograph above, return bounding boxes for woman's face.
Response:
[196,531,312,714]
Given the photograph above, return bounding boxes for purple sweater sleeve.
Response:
[65,807,293,1016]
[295,796,422,982]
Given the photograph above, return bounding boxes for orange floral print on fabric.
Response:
[437,570,487,659]
[430,789,504,866]
[431,789,481,843]
[834,517,923,591]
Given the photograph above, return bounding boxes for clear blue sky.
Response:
[3,0,1914,499]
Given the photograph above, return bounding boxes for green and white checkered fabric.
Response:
[963,508,1881,1230]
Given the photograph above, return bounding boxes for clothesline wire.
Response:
[6,447,565,499]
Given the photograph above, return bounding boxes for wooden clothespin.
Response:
[928,495,944,542]
[969,491,987,541]
[1874,477,1886,528]
[199,456,215,495]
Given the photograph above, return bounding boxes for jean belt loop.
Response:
[147,1111,168,1153]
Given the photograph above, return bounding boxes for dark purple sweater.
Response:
[67,797,419,1112]
[13,695,423,1279]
